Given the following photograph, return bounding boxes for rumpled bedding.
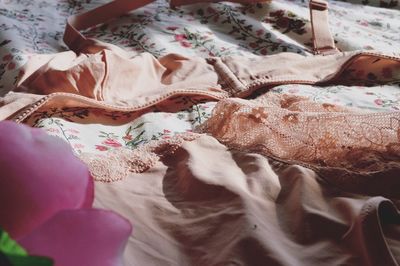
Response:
[1,0,399,155]
[1,0,400,265]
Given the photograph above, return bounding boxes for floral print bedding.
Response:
[24,101,217,154]
[0,0,399,154]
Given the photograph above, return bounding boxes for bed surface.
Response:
[1,0,399,154]
[1,0,400,265]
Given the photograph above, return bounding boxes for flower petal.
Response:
[19,209,132,266]
[0,121,93,239]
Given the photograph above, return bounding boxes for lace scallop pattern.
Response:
[79,133,200,182]
[198,94,400,173]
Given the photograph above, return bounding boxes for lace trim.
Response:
[197,94,400,173]
[79,133,200,182]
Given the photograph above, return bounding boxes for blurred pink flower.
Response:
[0,121,132,266]
[0,122,93,239]
[19,209,132,266]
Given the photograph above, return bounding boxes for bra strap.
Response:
[169,0,264,7]
[309,0,338,55]
[64,0,155,52]
[64,0,339,55]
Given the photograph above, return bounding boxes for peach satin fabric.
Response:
[93,135,400,266]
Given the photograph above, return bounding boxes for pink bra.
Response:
[3,0,399,126]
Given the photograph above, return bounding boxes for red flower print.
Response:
[374,99,383,106]
[181,41,192,48]
[256,29,264,36]
[122,134,133,141]
[249,42,258,49]
[66,129,80,134]
[95,145,109,151]
[2,54,12,61]
[7,62,15,70]
[260,48,268,55]
[174,34,186,41]
[102,139,122,148]
[270,10,284,17]
[167,26,179,31]
[163,129,171,134]
[46,128,60,134]
[73,143,85,149]
[276,17,290,29]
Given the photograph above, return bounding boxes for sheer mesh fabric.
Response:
[79,133,199,182]
[198,93,400,173]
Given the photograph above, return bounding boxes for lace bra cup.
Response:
[197,93,400,197]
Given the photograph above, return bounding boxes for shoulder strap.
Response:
[309,0,338,55]
[63,0,338,55]
[64,0,155,52]
[169,0,265,7]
